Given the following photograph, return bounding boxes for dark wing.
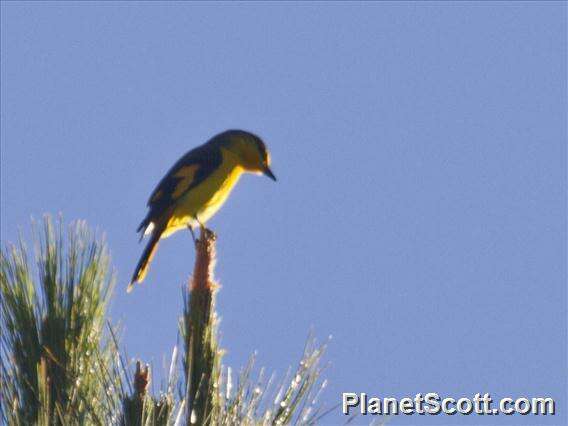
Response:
[137,143,222,233]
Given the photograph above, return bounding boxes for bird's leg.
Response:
[187,224,197,246]
[193,215,216,241]
[193,215,205,242]
[193,214,205,231]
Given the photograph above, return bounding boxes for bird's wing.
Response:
[138,144,222,232]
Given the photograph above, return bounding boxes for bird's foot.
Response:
[201,227,217,242]
[191,217,216,244]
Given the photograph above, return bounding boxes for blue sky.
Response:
[1,2,566,424]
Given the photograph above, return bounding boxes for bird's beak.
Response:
[263,166,277,181]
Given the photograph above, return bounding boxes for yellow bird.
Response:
[128,129,276,292]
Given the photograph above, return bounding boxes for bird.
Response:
[128,129,276,292]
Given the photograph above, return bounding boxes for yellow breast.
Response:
[162,149,244,237]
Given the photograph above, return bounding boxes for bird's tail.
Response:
[127,226,163,293]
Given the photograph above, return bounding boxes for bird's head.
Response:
[220,130,276,180]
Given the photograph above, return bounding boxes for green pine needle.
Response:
[1,216,116,425]
[1,218,330,425]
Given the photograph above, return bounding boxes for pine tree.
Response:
[1,216,330,425]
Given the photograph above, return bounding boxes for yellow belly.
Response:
[161,160,244,238]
